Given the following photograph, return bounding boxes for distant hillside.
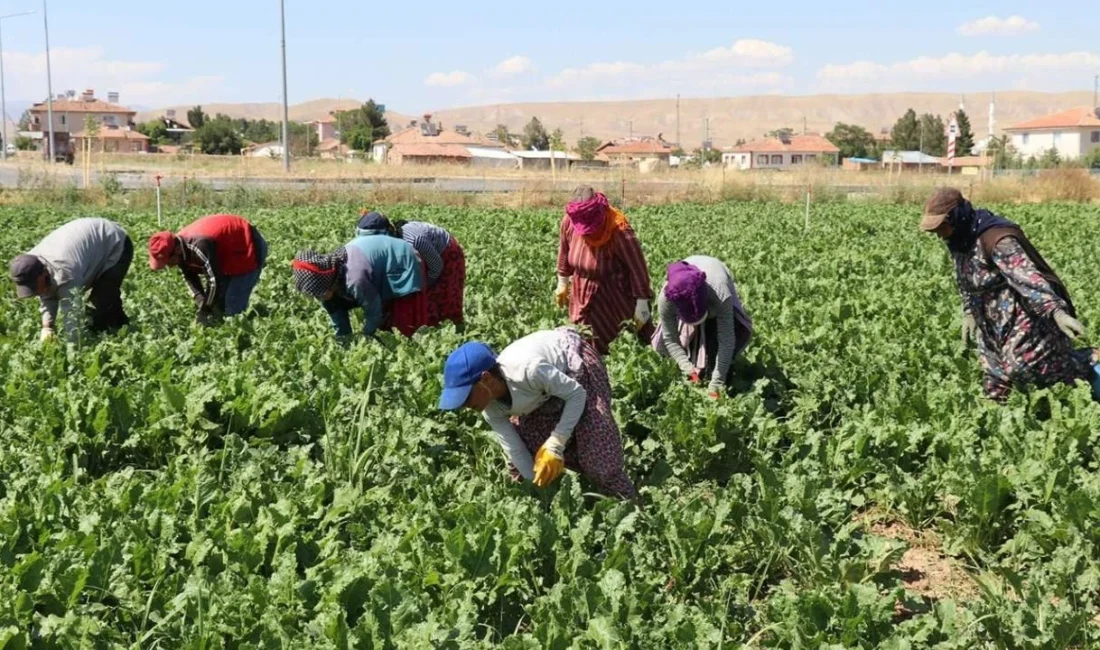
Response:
[140,91,1095,147]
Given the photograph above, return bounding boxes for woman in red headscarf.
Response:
[556,186,654,355]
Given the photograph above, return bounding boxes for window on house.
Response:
[756,155,768,165]
[1022,133,1029,145]
[770,154,783,165]
[791,154,803,165]
[60,115,66,126]
[1053,132,1062,144]
[1092,131,1099,143]
[805,154,817,162]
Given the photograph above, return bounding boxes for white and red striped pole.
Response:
[947,114,958,174]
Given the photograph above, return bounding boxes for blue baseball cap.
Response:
[439,342,497,410]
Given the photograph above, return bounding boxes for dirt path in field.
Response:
[856,512,979,606]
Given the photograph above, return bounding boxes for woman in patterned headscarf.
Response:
[555,186,654,355]
[652,257,753,399]
[292,230,427,338]
[920,187,1100,401]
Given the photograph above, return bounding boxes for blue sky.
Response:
[0,0,1096,112]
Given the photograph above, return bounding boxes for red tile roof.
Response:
[393,143,472,158]
[30,98,135,115]
[1005,107,1100,131]
[597,140,672,155]
[729,134,839,154]
[386,125,477,146]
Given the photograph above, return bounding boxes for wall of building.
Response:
[33,110,133,133]
[1010,129,1094,159]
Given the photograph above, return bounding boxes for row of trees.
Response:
[825,109,978,160]
[133,100,391,157]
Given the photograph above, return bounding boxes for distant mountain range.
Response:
[135,90,1094,147]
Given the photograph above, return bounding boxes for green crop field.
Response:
[2,200,1100,648]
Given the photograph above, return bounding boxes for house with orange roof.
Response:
[723,134,839,170]
[596,138,672,167]
[27,89,137,156]
[1003,107,1100,160]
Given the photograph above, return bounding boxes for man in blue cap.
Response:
[439,328,637,499]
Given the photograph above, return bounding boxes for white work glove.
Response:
[39,327,56,343]
[554,275,571,308]
[961,313,978,348]
[633,299,651,330]
[1054,309,1086,340]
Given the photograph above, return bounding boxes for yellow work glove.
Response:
[39,327,56,343]
[533,433,567,488]
[554,276,570,309]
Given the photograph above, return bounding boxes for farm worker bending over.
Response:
[556,185,654,355]
[8,217,133,341]
[356,211,466,327]
[652,256,754,399]
[291,230,426,338]
[920,188,1100,401]
[147,214,268,325]
[438,328,637,499]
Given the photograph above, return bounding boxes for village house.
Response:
[1003,107,1100,161]
[723,134,839,170]
[596,138,673,167]
[27,89,139,155]
[372,115,481,165]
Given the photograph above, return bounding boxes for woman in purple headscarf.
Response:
[652,256,753,399]
[920,187,1099,401]
[556,185,654,355]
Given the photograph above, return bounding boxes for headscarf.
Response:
[291,248,347,298]
[565,192,630,248]
[944,199,1017,254]
[357,211,394,235]
[665,261,708,324]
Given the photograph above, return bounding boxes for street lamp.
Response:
[279,0,290,172]
[42,0,55,163]
[0,9,35,161]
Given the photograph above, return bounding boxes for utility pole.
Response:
[676,94,681,147]
[0,11,35,161]
[279,0,290,172]
[42,0,54,163]
[628,120,633,139]
[919,119,924,174]
[802,116,807,135]
[1094,74,1098,108]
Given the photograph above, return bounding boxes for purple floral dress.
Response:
[954,237,1098,400]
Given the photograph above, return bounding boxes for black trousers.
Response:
[87,236,133,332]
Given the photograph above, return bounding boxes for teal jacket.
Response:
[326,232,423,336]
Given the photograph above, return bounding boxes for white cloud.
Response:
[958,15,1040,36]
[2,46,222,106]
[492,55,534,77]
[424,70,473,87]
[816,50,1100,92]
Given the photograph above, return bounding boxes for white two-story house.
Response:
[1004,107,1100,161]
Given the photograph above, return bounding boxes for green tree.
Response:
[187,106,207,130]
[136,120,169,145]
[1037,147,1062,169]
[195,120,242,155]
[825,122,875,160]
[986,135,1021,169]
[890,109,920,151]
[575,136,601,161]
[549,128,565,151]
[766,127,795,139]
[334,100,390,150]
[521,117,550,151]
[490,124,516,148]
[919,114,947,156]
[1083,147,1100,170]
[953,110,975,157]
[15,135,33,151]
[17,110,31,131]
